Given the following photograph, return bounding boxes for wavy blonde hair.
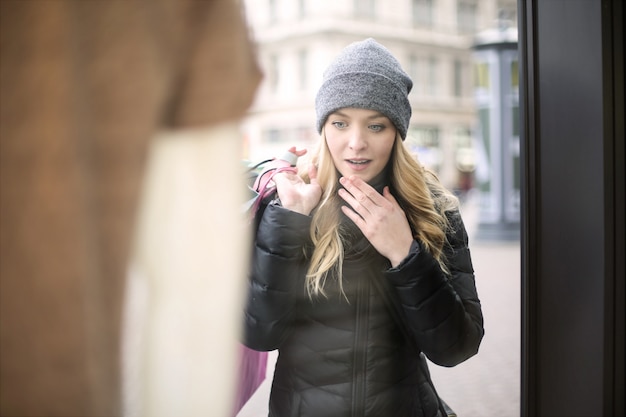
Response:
[302,131,459,297]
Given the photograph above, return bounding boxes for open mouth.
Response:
[346,159,370,165]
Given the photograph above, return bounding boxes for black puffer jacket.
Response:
[244,199,483,417]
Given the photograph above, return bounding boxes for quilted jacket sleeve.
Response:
[383,209,484,367]
[243,203,311,351]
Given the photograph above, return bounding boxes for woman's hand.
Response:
[338,176,413,267]
[273,149,322,216]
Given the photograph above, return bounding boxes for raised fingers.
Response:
[339,176,386,208]
[338,187,367,218]
[287,146,308,157]
[338,178,378,221]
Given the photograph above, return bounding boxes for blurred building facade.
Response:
[241,0,517,190]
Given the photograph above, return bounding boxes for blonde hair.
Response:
[302,131,459,297]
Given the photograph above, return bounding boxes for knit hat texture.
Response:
[315,38,413,139]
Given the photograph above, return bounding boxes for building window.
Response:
[413,0,434,28]
[408,54,418,90]
[474,61,490,89]
[511,59,519,89]
[268,54,279,94]
[269,0,277,24]
[457,0,477,33]
[264,128,282,143]
[497,2,517,26]
[409,55,425,96]
[477,107,490,192]
[427,57,438,96]
[511,59,520,137]
[406,126,441,171]
[298,0,306,19]
[454,127,472,148]
[298,49,308,91]
[453,59,464,97]
[408,55,438,97]
[355,0,375,19]
[262,127,314,147]
[452,127,475,194]
[411,126,439,147]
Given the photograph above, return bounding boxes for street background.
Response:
[237,191,521,417]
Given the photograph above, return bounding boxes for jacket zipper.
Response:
[352,277,370,417]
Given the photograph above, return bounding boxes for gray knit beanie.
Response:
[315,38,413,140]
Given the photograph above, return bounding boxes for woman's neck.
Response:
[367,167,390,194]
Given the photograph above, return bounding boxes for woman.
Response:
[243,38,484,417]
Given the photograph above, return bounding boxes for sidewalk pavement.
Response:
[237,193,521,417]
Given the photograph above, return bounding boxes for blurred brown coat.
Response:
[0,1,261,415]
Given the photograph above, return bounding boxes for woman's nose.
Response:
[348,128,367,150]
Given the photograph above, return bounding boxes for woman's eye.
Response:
[331,121,347,129]
[369,124,384,132]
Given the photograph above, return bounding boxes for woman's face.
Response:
[324,108,397,183]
